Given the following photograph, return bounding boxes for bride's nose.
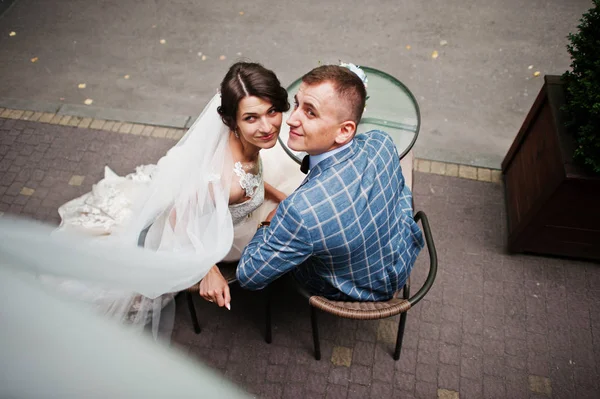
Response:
[258,117,272,133]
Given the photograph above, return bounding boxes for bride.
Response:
[52,62,303,333]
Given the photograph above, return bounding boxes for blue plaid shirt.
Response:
[237,130,424,301]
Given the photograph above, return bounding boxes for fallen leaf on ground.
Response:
[533,71,541,77]
[431,50,439,59]
[440,40,448,46]
[78,83,86,89]
[239,11,244,15]
[405,45,411,50]
[124,75,130,79]
[197,52,203,56]
[201,55,207,61]
[152,25,157,28]
[528,65,533,69]
[219,55,226,60]
[84,99,93,105]
[31,57,38,63]
[59,97,65,101]
[9,31,16,37]
[159,39,166,44]
[236,52,242,56]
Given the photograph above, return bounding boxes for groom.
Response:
[233,64,424,301]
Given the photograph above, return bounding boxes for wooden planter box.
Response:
[501,75,600,261]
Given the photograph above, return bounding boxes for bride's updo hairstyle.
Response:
[217,62,290,131]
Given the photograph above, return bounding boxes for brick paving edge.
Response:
[0,107,502,184]
[0,97,190,128]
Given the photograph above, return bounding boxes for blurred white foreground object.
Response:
[0,217,248,398]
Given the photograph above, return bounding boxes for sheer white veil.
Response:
[4,92,236,338]
[119,91,234,273]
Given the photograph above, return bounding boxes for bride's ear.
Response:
[335,120,356,145]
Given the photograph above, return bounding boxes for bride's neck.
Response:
[231,131,260,162]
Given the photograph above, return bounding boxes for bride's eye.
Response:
[244,116,256,122]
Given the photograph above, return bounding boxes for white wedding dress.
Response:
[41,93,305,335]
[56,160,266,255]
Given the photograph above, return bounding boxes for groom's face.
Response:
[287,81,351,156]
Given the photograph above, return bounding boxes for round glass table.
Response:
[278,66,421,163]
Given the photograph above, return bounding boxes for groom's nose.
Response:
[287,108,300,127]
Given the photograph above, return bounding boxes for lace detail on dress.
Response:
[229,159,264,226]
[57,165,156,235]
[233,161,261,198]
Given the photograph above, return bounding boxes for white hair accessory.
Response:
[339,62,368,88]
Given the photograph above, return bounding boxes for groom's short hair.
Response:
[301,65,367,125]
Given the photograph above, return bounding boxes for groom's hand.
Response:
[199,265,231,309]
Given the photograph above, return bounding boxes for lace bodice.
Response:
[229,159,264,226]
[233,161,261,197]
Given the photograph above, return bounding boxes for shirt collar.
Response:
[309,140,354,170]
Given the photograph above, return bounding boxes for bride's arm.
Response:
[264,182,287,203]
[168,208,177,228]
[169,178,235,229]
[165,188,232,309]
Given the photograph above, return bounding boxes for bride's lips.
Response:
[257,132,276,141]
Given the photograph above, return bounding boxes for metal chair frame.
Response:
[288,211,437,361]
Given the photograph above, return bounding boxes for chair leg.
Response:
[394,312,408,360]
[186,292,201,334]
[265,285,272,344]
[310,306,321,360]
[394,283,411,360]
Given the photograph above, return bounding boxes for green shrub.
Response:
[562,0,600,174]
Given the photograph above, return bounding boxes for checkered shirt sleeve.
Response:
[237,131,424,300]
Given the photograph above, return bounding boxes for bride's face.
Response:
[236,96,282,150]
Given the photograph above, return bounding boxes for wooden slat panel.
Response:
[503,77,600,260]
[504,96,563,242]
[526,225,600,259]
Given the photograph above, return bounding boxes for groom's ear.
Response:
[335,120,356,145]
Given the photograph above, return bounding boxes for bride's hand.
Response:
[199,265,231,309]
[264,182,287,203]
[265,207,278,223]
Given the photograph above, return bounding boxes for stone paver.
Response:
[476,168,492,182]
[438,388,459,399]
[416,159,431,173]
[68,175,85,186]
[89,119,106,130]
[430,161,447,175]
[77,117,92,129]
[331,346,353,368]
[458,165,478,180]
[529,375,552,397]
[445,164,459,178]
[1,116,599,398]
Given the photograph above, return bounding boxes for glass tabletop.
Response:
[278,66,421,164]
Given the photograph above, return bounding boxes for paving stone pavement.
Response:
[1,117,599,399]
